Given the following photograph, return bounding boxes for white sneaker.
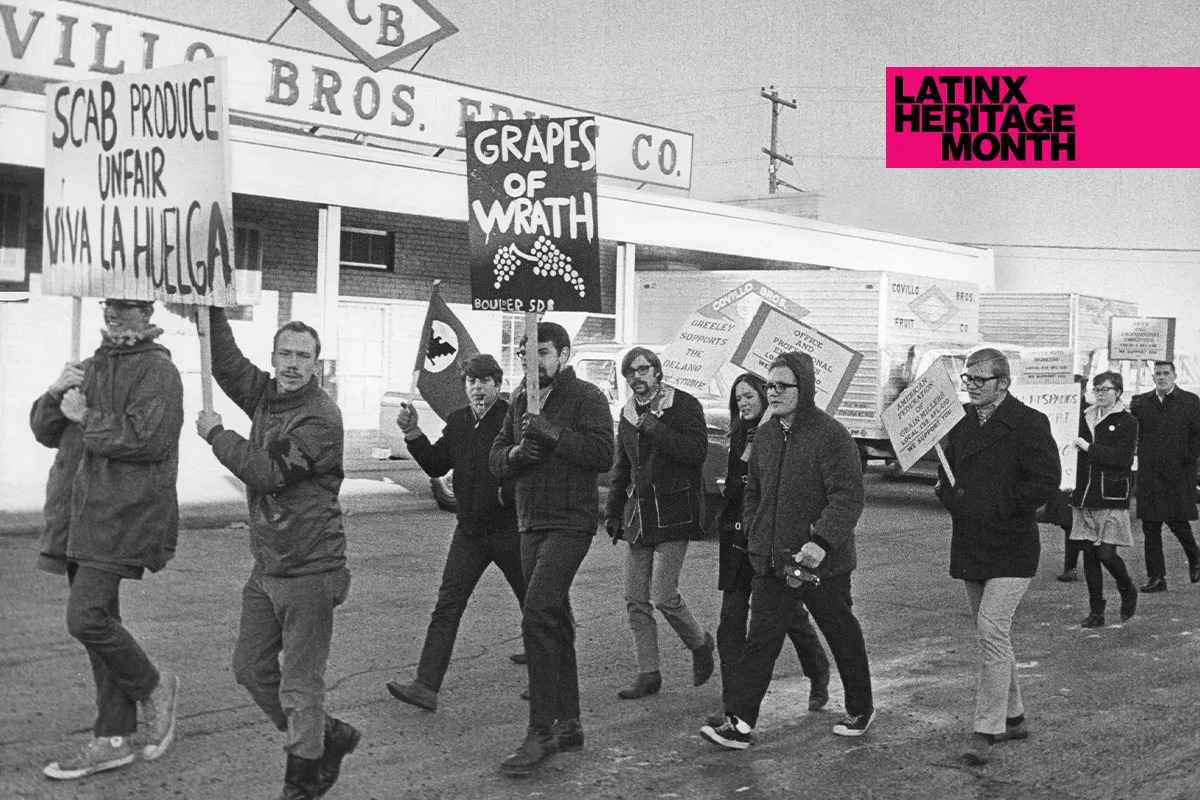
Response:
[43,736,136,780]
[140,674,180,760]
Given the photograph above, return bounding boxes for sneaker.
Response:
[961,732,993,765]
[832,708,876,737]
[499,727,558,777]
[692,633,715,687]
[386,679,438,712]
[140,674,180,761]
[552,718,584,752]
[44,736,136,780]
[700,714,753,750]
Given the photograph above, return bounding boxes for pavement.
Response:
[0,431,421,536]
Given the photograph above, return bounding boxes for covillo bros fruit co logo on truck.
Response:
[885,67,1200,168]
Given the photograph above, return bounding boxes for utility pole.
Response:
[761,85,798,194]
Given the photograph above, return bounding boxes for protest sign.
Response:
[1011,383,1082,491]
[465,117,600,315]
[42,59,238,306]
[882,360,965,473]
[1109,316,1176,362]
[729,303,863,414]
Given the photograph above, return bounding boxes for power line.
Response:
[955,242,1200,253]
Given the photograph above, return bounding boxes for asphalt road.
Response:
[2,473,1199,800]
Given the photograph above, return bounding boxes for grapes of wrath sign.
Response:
[465,117,600,314]
[42,58,238,306]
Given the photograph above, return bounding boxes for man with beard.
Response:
[197,309,358,800]
[605,346,714,700]
[1129,361,1200,592]
[489,322,614,778]
[387,354,526,711]
[33,298,182,780]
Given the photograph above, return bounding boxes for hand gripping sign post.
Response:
[42,58,239,409]
[465,116,600,412]
[881,358,965,481]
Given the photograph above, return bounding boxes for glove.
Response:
[510,438,549,467]
[795,541,826,570]
[522,412,564,447]
[605,517,623,545]
[636,412,660,436]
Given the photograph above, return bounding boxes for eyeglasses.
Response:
[1093,386,1118,393]
[624,365,653,377]
[960,374,1001,388]
[765,382,798,393]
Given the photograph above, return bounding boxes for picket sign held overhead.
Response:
[465,117,601,413]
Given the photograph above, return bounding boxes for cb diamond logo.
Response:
[289,0,458,72]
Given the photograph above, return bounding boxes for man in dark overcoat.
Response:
[935,348,1060,766]
[1129,360,1200,591]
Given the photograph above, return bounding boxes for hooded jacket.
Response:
[205,309,346,577]
[490,366,614,534]
[743,352,865,579]
[30,332,183,576]
[1070,401,1137,510]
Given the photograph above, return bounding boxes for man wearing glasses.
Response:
[936,348,1060,766]
[1128,360,1200,592]
[605,347,715,702]
[701,351,873,750]
[489,322,614,777]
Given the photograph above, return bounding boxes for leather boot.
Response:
[279,754,321,800]
[692,632,715,687]
[617,671,662,699]
[499,727,558,777]
[1118,581,1138,621]
[314,715,361,797]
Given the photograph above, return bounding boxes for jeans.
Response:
[962,577,1029,736]
[624,540,706,672]
[520,529,592,732]
[1141,519,1200,579]
[232,564,351,759]
[717,587,829,703]
[65,563,160,737]
[726,572,872,728]
[416,529,525,691]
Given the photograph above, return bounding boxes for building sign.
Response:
[730,303,863,415]
[465,117,600,314]
[288,0,457,72]
[1109,316,1176,362]
[41,59,239,305]
[882,361,964,472]
[0,0,693,189]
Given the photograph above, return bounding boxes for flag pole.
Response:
[70,296,82,362]
[409,280,441,401]
[197,307,214,413]
[525,310,540,414]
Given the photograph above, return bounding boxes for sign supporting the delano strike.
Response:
[1109,316,1176,362]
[465,117,600,314]
[41,59,238,305]
[730,303,863,414]
[882,360,965,472]
[659,279,811,394]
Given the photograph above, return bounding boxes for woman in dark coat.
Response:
[1069,371,1139,627]
[712,373,829,719]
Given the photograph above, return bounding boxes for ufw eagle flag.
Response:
[413,282,479,422]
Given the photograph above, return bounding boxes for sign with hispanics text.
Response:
[1011,383,1081,491]
[1109,316,1176,362]
[41,59,240,305]
[465,117,600,314]
[729,303,863,415]
[882,359,965,472]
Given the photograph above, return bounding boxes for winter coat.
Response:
[406,399,517,538]
[1130,387,1200,522]
[744,407,864,580]
[1070,402,1137,510]
[936,394,1061,580]
[605,385,708,546]
[717,425,756,592]
[490,366,614,535]
[29,336,183,576]
[206,309,347,577]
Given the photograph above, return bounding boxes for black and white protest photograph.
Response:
[1,1,1198,798]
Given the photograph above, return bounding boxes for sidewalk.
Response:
[0,431,419,536]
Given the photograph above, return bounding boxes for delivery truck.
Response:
[636,268,982,463]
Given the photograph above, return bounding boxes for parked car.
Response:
[377,344,732,525]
